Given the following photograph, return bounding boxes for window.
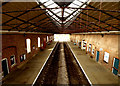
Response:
[104,52,109,63]
[38,37,41,47]
[26,38,31,53]
[20,54,26,62]
[47,36,49,42]
[10,55,16,67]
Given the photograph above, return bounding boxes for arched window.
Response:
[38,37,40,47]
[26,38,31,53]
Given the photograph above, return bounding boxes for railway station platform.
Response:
[2,42,56,85]
[67,42,119,85]
[2,42,119,85]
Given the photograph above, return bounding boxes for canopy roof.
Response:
[1,0,120,33]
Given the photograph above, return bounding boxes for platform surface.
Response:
[2,42,56,84]
[68,42,118,85]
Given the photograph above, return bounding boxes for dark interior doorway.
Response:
[2,58,9,77]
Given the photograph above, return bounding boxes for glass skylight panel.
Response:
[65,11,70,14]
[47,10,53,16]
[47,3,58,8]
[64,12,69,17]
[82,4,87,8]
[51,16,60,24]
[68,3,79,8]
[39,0,48,3]
[77,0,88,3]
[37,0,87,27]
[57,18,60,22]
[59,21,62,23]
[73,11,78,16]
[73,0,82,7]
[44,0,53,7]
[52,15,59,20]
[47,2,54,7]
[66,17,70,21]
[65,15,73,22]
[63,21,67,23]
[69,15,74,19]
[56,12,62,17]
[52,9,61,14]
[64,8,73,14]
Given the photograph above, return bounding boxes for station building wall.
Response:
[2,33,54,75]
[70,34,120,74]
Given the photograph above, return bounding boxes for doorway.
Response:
[78,42,81,48]
[112,58,119,75]
[96,51,99,62]
[2,58,9,77]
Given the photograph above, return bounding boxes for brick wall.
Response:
[2,33,53,73]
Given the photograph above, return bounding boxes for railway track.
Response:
[33,42,90,85]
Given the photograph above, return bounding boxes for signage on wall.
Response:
[92,45,95,55]
[81,40,86,49]
[83,41,86,49]
[104,52,109,63]
[89,44,91,52]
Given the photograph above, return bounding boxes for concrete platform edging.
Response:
[67,42,92,86]
[32,42,57,86]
